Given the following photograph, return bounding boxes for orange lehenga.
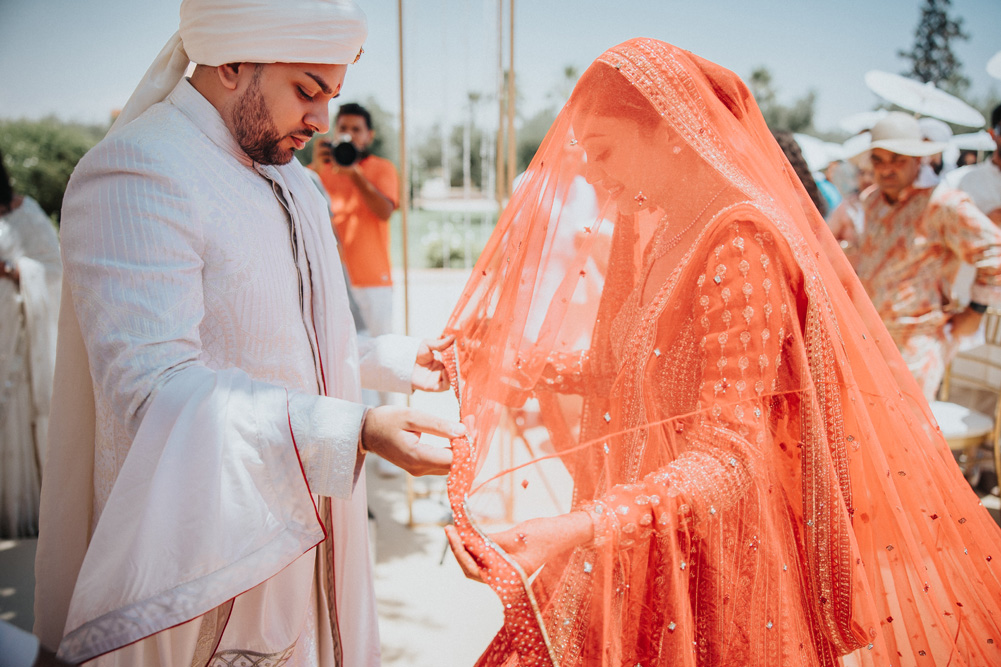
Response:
[443,39,1001,667]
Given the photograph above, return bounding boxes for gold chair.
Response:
[933,308,1001,496]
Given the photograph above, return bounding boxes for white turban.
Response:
[110,0,367,133]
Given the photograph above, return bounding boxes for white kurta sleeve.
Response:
[357,332,421,393]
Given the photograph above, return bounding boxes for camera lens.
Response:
[333,142,357,166]
[333,139,358,166]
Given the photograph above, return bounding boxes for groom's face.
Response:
[231,62,347,165]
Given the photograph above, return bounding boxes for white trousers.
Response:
[353,286,395,407]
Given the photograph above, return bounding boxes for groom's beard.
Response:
[232,74,310,166]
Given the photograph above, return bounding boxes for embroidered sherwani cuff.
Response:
[288,392,366,499]
[357,333,421,394]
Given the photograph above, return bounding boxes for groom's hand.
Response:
[412,335,454,392]
[361,405,463,476]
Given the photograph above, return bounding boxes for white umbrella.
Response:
[988,50,1001,81]
[793,133,844,173]
[951,130,995,152]
[917,117,953,142]
[838,110,888,135]
[841,132,872,161]
[863,70,986,128]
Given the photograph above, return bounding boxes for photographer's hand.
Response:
[347,165,396,221]
[310,141,334,169]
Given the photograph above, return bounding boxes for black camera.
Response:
[325,134,359,167]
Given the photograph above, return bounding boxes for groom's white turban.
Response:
[111,0,367,132]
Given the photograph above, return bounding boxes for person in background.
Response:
[304,141,367,331]
[955,103,1001,226]
[826,152,875,251]
[847,111,1001,402]
[814,161,843,214]
[311,102,398,344]
[0,147,61,539]
[790,132,845,217]
[957,149,980,169]
[914,116,954,188]
[771,129,828,217]
[311,102,404,476]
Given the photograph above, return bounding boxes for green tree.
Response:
[898,0,970,95]
[514,64,580,172]
[361,96,399,164]
[0,117,107,222]
[517,108,557,172]
[410,123,445,194]
[449,123,489,188]
[747,66,816,133]
[547,65,579,107]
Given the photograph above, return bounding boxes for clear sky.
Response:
[1,0,999,136]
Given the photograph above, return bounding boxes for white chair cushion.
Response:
[930,400,994,440]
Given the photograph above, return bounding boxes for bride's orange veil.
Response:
[444,39,1001,666]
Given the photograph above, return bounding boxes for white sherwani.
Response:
[34,79,418,666]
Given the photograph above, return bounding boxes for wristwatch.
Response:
[969,301,989,314]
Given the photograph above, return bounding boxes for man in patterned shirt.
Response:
[848,111,1001,402]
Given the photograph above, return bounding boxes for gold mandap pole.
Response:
[398,0,418,527]
[397,0,410,339]
[506,0,516,199]
[495,0,505,207]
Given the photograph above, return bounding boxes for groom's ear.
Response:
[217,62,252,91]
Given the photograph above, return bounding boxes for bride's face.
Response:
[577,113,670,215]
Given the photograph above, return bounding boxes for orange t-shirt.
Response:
[315,155,399,287]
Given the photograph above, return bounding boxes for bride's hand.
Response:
[445,512,593,582]
[445,524,486,582]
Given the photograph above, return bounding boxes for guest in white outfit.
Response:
[955,103,1001,226]
[0,148,61,539]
